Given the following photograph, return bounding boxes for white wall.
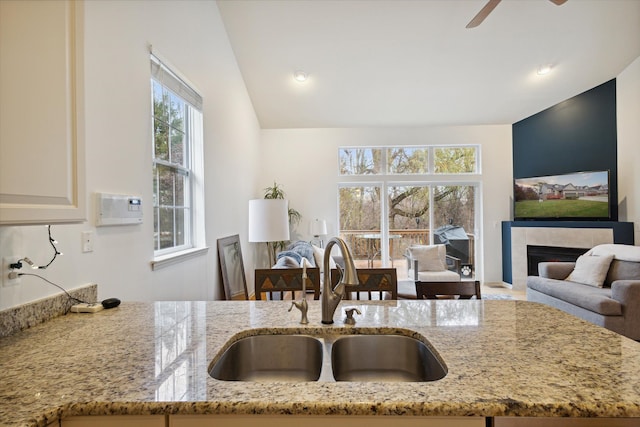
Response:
[2,4,636,312]
[0,1,261,310]
[259,126,513,283]
[617,55,640,244]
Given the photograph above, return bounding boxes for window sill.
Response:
[151,247,209,271]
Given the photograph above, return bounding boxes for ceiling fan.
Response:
[466,0,568,29]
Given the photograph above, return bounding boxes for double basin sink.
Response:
[209,331,447,382]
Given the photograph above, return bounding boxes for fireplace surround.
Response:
[502,221,634,290]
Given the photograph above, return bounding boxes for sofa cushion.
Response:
[408,244,446,271]
[415,269,460,282]
[527,276,622,316]
[565,254,614,288]
[604,259,640,287]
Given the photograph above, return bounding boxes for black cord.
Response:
[18,273,93,311]
[9,226,62,271]
[38,225,61,270]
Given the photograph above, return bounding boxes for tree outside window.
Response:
[338,146,478,278]
[151,56,203,256]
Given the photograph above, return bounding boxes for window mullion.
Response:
[381,182,389,267]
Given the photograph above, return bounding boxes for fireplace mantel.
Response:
[502,221,634,290]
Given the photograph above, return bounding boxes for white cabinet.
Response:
[0,0,85,225]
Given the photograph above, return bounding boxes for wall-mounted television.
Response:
[514,170,611,221]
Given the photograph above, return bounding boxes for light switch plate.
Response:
[81,230,94,253]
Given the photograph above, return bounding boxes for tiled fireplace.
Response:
[502,221,635,291]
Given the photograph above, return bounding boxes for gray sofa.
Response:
[527,244,640,340]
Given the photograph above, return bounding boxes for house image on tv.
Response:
[538,183,608,200]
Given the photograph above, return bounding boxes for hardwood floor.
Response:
[481,282,527,300]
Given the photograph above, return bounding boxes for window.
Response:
[338,146,479,279]
[339,146,478,176]
[151,55,203,256]
[339,147,383,175]
[388,147,429,174]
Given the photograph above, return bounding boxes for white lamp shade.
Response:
[248,199,290,242]
[310,218,328,236]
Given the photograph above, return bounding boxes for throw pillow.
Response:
[565,254,615,288]
[312,245,336,274]
[408,244,446,272]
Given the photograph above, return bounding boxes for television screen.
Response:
[514,170,610,220]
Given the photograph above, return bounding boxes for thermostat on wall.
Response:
[96,192,143,226]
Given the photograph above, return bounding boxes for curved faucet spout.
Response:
[321,237,359,324]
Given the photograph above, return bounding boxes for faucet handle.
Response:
[289,300,309,324]
[344,307,361,325]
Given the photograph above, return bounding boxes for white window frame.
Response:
[337,145,481,276]
[150,53,207,269]
[339,145,480,176]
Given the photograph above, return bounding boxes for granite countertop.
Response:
[1,299,640,426]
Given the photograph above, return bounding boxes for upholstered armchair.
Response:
[397,244,462,299]
[405,244,461,282]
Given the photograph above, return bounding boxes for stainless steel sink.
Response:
[331,334,447,382]
[209,335,323,382]
[209,332,447,382]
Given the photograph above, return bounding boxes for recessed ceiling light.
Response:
[537,64,552,75]
[293,71,308,82]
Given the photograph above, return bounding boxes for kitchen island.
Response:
[1,299,639,426]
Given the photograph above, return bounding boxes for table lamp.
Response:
[310,218,328,248]
[248,199,290,266]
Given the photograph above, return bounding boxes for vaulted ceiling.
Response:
[217,0,640,129]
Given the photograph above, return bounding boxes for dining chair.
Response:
[330,268,398,300]
[254,268,321,301]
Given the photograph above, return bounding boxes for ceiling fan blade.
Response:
[549,0,568,5]
[466,0,502,29]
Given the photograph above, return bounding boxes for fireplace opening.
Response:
[527,245,589,276]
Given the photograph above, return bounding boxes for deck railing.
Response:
[339,229,475,267]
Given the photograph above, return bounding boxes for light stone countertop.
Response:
[1,299,640,426]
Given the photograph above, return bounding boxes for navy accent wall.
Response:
[512,79,618,220]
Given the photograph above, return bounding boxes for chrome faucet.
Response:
[321,237,359,324]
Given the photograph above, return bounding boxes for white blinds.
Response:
[150,54,202,111]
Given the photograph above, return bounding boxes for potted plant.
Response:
[263,181,301,252]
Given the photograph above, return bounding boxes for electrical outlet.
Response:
[2,256,21,287]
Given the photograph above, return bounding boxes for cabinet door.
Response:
[63,415,166,427]
[0,0,85,225]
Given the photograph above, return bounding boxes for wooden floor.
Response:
[481,282,527,300]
